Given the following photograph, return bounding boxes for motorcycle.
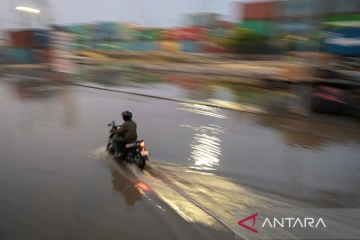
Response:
[106,121,150,169]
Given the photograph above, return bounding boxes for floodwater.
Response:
[81,71,291,110]
[1,77,360,240]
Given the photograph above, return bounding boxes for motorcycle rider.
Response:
[111,111,138,158]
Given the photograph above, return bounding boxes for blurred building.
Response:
[183,12,223,28]
[41,14,234,54]
[235,1,278,36]
[0,0,55,64]
[235,0,360,54]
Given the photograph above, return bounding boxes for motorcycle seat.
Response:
[126,140,143,144]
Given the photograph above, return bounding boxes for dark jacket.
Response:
[115,120,138,142]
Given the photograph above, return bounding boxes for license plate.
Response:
[126,143,137,148]
[141,151,149,157]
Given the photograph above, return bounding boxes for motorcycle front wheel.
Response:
[106,143,115,156]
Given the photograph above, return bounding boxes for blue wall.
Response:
[0,48,34,64]
[32,30,50,46]
[179,40,199,52]
[322,28,360,56]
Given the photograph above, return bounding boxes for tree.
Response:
[223,27,269,54]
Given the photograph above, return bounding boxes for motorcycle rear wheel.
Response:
[134,153,146,169]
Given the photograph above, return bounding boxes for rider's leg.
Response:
[112,136,124,156]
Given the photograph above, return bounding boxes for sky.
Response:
[1,0,272,30]
[49,0,237,27]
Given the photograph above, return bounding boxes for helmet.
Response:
[122,111,132,121]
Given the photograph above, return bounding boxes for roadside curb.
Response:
[69,82,267,113]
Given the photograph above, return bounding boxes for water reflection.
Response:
[12,79,62,101]
[176,103,228,119]
[181,124,226,171]
[60,85,78,129]
[252,113,360,206]
[184,88,212,101]
[255,114,360,150]
[217,83,298,112]
[11,80,60,132]
[166,77,212,101]
[88,69,129,86]
[212,86,236,102]
[281,146,305,198]
[109,163,142,206]
[10,79,79,131]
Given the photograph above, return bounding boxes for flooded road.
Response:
[78,72,287,110]
[1,78,360,239]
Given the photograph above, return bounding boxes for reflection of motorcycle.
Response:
[106,121,149,169]
[110,169,142,206]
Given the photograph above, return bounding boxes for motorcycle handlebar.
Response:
[108,123,122,130]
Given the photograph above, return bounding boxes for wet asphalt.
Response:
[0,78,360,240]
